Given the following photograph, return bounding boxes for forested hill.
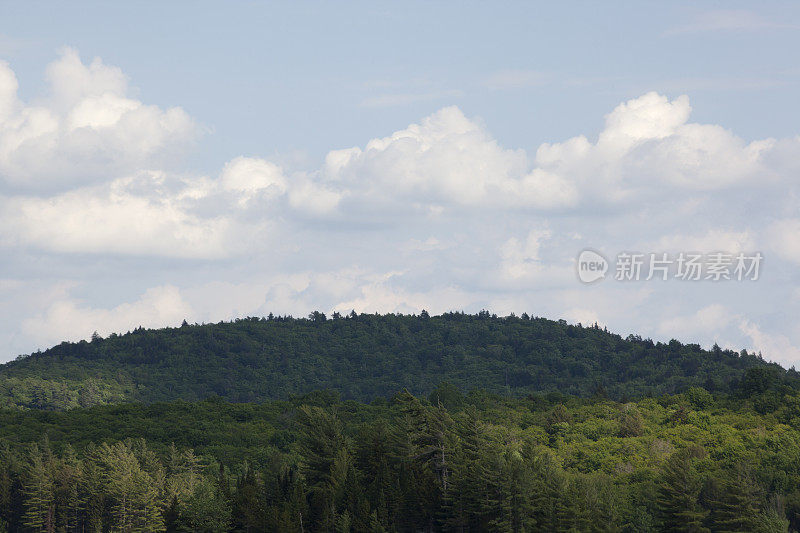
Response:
[1,312,795,409]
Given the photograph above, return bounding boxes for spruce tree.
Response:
[21,443,54,533]
[656,452,709,533]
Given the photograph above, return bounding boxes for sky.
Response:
[1,1,800,366]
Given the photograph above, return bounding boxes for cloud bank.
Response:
[2,50,800,368]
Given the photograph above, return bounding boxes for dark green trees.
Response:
[3,312,791,409]
[2,387,800,531]
[657,450,709,532]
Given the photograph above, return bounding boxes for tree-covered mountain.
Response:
[3,312,800,531]
[1,312,795,410]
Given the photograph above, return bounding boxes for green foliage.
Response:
[0,388,799,530]
[2,312,800,530]
[686,387,713,410]
[173,478,231,532]
[0,376,128,410]
[618,404,645,437]
[656,450,709,532]
[3,313,793,409]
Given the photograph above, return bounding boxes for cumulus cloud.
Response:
[3,53,800,369]
[331,276,474,316]
[0,48,197,192]
[653,306,800,368]
[766,219,800,265]
[0,173,247,258]
[220,157,287,202]
[499,229,552,280]
[321,106,577,210]
[739,319,800,369]
[654,229,757,254]
[2,85,789,260]
[561,308,604,328]
[535,92,775,203]
[658,304,733,340]
[21,285,192,347]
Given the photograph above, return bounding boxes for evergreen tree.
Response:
[21,443,54,533]
[489,446,538,532]
[656,451,709,533]
[297,405,352,530]
[708,472,761,533]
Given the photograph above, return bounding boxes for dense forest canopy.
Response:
[3,383,800,531]
[3,312,800,531]
[1,312,795,410]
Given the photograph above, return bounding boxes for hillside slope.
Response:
[0,312,793,409]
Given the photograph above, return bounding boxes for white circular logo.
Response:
[577,249,608,283]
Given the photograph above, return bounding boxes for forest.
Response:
[0,312,793,410]
[1,313,799,531]
[2,380,800,532]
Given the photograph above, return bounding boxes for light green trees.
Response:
[99,441,165,532]
[21,443,54,533]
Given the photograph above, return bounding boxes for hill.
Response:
[0,312,794,409]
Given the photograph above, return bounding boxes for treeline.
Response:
[3,379,800,531]
[0,439,229,532]
[0,377,128,412]
[2,312,794,409]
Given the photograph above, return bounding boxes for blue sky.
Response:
[1,2,800,364]
[5,2,800,168]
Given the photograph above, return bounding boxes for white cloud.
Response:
[21,285,192,347]
[2,86,787,261]
[499,229,551,280]
[0,48,198,191]
[739,319,800,368]
[3,59,800,371]
[535,92,775,201]
[220,156,287,204]
[600,93,691,150]
[0,172,251,259]
[321,106,577,210]
[658,304,733,340]
[654,229,756,254]
[332,279,473,316]
[287,175,343,215]
[562,308,603,328]
[766,219,800,265]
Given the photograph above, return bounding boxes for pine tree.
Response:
[54,444,82,533]
[708,472,761,533]
[394,391,453,497]
[529,453,575,533]
[489,446,537,532]
[100,441,165,532]
[656,452,709,533]
[389,395,441,530]
[80,443,106,533]
[297,405,352,530]
[21,443,55,533]
[447,408,500,530]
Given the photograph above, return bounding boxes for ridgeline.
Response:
[1,312,793,410]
